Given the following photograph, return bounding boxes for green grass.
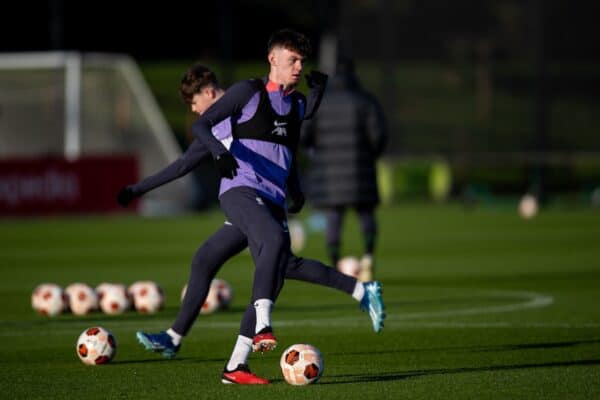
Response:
[1,204,600,399]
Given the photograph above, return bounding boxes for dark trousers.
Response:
[325,204,377,265]
[171,189,356,338]
[171,223,246,335]
[219,187,290,304]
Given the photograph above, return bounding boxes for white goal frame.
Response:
[0,52,190,214]
[0,51,180,164]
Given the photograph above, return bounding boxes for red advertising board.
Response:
[0,155,139,216]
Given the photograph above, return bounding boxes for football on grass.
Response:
[128,281,164,314]
[65,283,98,315]
[288,219,306,253]
[337,256,361,279]
[76,326,116,365]
[31,283,67,316]
[181,283,218,314]
[280,344,324,385]
[97,283,131,315]
[211,278,233,310]
[181,279,233,314]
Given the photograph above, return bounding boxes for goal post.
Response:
[0,52,192,215]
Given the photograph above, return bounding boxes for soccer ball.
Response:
[212,279,233,310]
[181,282,219,314]
[76,326,116,365]
[518,194,538,219]
[94,282,113,301]
[181,283,219,314]
[31,283,67,316]
[337,256,361,279]
[280,344,324,385]
[199,286,220,314]
[181,279,233,315]
[65,283,98,315]
[288,219,306,253]
[128,281,164,314]
[97,283,131,315]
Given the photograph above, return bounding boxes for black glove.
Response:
[215,152,239,179]
[116,186,136,207]
[305,70,328,89]
[287,191,305,214]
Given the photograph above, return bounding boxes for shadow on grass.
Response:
[329,338,600,357]
[114,356,228,365]
[113,358,189,365]
[320,358,600,385]
[474,338,600,352]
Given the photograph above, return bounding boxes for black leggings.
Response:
[172,188,356,338]
[325,204,377,265]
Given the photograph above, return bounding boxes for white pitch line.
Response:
[2,321,599,337]
[0,289,571,336]
[386,322,600,329]
[387,289,555,321]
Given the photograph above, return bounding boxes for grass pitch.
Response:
[1,204,599,399]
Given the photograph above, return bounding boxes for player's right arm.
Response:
[116,139,209,207]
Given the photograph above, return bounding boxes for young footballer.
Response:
[121,30,384,384]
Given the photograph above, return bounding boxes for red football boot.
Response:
[221,364,270,385]
[252,327,277,353]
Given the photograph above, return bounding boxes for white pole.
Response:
[319,33,338,75]
[64,53,81,160]
[118,56,181,162]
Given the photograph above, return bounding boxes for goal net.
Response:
[0,52,191,215]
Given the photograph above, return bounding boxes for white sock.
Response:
[352,282,365,302]
[226,335,253,371]
[166,328,182,346]
[254,298,273,333]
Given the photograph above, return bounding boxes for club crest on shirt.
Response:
[271,120,288,137]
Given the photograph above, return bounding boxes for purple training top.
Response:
[194,79,305,208]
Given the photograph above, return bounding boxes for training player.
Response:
[121,30,385,384]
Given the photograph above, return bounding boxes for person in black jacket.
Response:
[301,58,388,281]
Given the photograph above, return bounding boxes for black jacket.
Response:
[301,73,387,207]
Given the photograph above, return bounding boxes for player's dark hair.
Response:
[179,64,219,104]
[267,29,311,58]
